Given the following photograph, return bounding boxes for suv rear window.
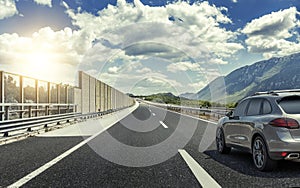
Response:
[278,96,300,114]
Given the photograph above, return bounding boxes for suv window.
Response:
[278,96,300,114]
[233,99,249,117]
[262,99,272,114]
[246,98,263,116]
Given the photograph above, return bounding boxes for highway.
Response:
[1,103,300,187]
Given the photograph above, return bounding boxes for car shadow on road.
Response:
[205,149,300,178]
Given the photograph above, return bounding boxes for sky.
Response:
[0,0,300,95]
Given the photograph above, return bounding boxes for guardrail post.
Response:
[20,76,24,119]
[0,71,3,121]
[45,105,49,115]
[35,79,38,117]
[5,106,9,120]
[28,106,32,118]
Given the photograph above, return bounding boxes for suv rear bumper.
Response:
[268,139,300,160]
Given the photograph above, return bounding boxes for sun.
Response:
[21,51,61,81]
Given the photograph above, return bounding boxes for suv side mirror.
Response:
[226,111,233,117]
[226,111,240,120]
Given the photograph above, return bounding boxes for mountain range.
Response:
[181,52,300,103]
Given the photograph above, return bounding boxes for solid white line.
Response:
[8,104,139,188]
[159,121,168,128]
[8,133,97,187]
[152,113,156,116]
[178,149,221,188]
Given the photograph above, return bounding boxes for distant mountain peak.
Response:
[192,52,300,103]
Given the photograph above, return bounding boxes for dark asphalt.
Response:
[1,103,300,187]
[0,137,83,186]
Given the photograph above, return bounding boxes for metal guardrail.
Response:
[0,103,77,121]
[142,100,233,119]
[0,105,132,137]
[0,112,80,137]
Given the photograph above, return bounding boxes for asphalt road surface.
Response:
[1,103,300,187]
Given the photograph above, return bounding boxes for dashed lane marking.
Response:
[159,121,168,129]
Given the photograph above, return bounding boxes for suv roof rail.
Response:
[253,89,300,96]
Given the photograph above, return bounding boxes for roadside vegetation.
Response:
[132,92,237,109]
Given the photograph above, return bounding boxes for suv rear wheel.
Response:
[216,128,231,154]
[252,136,277,171]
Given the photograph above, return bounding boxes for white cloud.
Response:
[136,67,151,74]
[108,66,120,74]
[188,81,206,91]
[33,0,52,7]
[209,58,228,65]
[64,0,243,65]
[167,61,201,73]
[0,0,18,19]
[232,0,238,3]
[0,27,83,83]
[66,0,237,94]
[98,71,182,95]
[0,0,242,94]
[242,7,300,58]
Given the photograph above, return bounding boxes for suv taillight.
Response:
[269,118,300,129]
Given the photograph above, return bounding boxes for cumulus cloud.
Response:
[136,67,152,74]
[188,81,206,90]
[33,0,52,7]
[65,0,243,64]
[242,7,300,58]
[131,77,182,96]
[0,0,18,19]
[64,0,240,94]
[108,66,120,74]
[0,27,84,82]
[0,0,241,94]
[167,61,201,73]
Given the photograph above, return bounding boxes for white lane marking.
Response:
[8,104,139,188]
[159,121,168,129]
[178,149,221,188]
[152,113,156,116]
[8,134,96,187]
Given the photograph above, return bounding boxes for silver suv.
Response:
[216,90,300,171]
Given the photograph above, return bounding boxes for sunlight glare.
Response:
[21,51,61,81]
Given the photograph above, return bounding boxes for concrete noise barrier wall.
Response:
[75,71,134,114]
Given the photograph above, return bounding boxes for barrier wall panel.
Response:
[96,80,101,112]
[74,87,82,113]
[112,88,116,110]
[79,71,90,114]
[0,71,3,104]
[108,86,111,110]
[89,77,96,112]
[100,81,105,112]
[104,84,108,111]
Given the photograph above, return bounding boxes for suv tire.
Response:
[252,136,277,171]
[216,128,231,154]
